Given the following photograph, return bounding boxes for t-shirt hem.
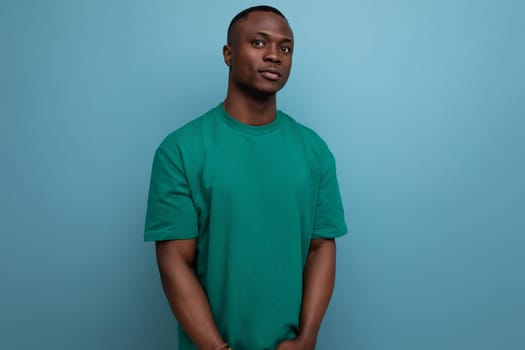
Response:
[311,229,348,239]
[144,231,199,241]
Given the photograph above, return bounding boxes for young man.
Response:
[145,6,347,350]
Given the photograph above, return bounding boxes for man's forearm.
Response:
[296,238,336,347]
[156,241,225,350]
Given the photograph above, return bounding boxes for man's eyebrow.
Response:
[254,31,293,43]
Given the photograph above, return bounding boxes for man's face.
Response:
[224,11,294,96]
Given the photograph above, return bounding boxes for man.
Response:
[144,6,347,350]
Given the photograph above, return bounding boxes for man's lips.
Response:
[258,67,281,81]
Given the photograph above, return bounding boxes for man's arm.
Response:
[277,238,336,350]
[156,239,226,350]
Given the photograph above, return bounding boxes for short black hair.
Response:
[227,5,288,44]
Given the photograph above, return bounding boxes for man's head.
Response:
[223,6,294,97]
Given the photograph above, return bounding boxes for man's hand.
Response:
[276,337,315,350]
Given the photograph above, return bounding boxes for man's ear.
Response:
[223,44,232,68]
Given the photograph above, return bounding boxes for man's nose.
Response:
[263,45,281,64]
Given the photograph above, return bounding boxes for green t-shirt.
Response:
[145,103,347,350]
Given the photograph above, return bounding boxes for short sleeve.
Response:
[312,149,348,239]
[144,145,198,241]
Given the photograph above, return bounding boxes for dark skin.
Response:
[156,11,337,350]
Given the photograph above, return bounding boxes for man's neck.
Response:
[223,89,277,126]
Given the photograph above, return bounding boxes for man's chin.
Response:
[235,80,284,99]
[254,83,284,97]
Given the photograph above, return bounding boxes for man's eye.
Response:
[280,47,291,53]
[252,40,264,47]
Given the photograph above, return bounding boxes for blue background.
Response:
[1,0,524,349]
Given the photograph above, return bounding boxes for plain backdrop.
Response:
[1,1,524,349]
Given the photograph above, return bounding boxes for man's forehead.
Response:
[234,11,293,39]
